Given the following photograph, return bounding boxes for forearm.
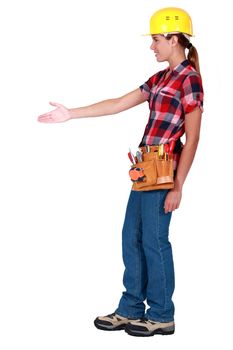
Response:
[174,139,199,191]
[68,88,146,119]
[69,98,121,119]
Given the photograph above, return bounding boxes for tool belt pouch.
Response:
[129,152,174,191]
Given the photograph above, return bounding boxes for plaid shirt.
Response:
[139,59,204,169]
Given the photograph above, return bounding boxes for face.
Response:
[150,34,172,62]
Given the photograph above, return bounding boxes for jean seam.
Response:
[134,195,142,300]
[117,191,145,319]
[156,191,168,311]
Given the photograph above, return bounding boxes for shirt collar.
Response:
[165,59,189,77]
[172,59,189,75]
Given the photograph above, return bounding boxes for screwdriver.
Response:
[158,144,164,159]
[136,151,143,162]
[164,144,169,161]
[128,148,136,164]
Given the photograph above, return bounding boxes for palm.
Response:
[38,102,71,123]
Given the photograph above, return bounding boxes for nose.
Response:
[150,40,156,50]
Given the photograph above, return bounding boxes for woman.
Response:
[38,7,204,337]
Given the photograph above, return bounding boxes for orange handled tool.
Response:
[128,148,136,164]
[169,140,176,155]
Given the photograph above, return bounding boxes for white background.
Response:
[0,0,233,349]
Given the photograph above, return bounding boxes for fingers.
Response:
[164,204,172,214]
[164,204,174,214]
[38,111,51,119]
[37,114,54,123]
[37,102,62,123]
[164,190,182,214]
[164,199,179,213]
[164,205,174,214]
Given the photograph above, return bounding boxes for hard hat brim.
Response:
[142,32,194,37]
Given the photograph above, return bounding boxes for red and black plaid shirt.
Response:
[139,59,204,169]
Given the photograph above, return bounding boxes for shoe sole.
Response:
[94,320,127,331]
[125,327,175,337]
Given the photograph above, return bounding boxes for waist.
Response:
[140,145,159,153]
[140,139,183,154]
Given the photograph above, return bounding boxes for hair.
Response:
[165,33,201,75]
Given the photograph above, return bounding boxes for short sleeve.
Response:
[139,81,150,101]
[139,77,153,101]
[139,71,164,102]
[180,73,204,114]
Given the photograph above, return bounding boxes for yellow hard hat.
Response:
[145,7,193,36]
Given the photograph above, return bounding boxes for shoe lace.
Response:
[136,318,147,324]
[139,318,156,325]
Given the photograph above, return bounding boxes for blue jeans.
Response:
[115,189,175,322]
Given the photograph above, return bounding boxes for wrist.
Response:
[69,108,76,119]
[173,178,183,191]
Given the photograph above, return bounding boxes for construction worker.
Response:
[38,7,204,337]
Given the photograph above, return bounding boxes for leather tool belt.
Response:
[129,143,176,191]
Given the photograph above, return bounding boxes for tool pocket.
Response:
[129,158,157,190]
[155,158,174,185]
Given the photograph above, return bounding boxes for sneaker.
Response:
[94,312,136,331]
[125,318,175,337]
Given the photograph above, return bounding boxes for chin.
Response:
[156,57,165,62]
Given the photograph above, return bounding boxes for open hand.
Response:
[37,102,71,123]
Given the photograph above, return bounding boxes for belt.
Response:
[140,145,159,153]
[140,140,183,154]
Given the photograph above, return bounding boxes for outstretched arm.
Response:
[38,88,147,123]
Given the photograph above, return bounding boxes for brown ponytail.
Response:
[187,45,200,75]
[166,33,201,75]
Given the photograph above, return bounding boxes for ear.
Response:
[170,35,179,47]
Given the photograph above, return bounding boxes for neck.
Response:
[167,53,186,71]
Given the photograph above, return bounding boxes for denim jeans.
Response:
[115,189,175,322]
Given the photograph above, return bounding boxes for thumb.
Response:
[49,101,63,108]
